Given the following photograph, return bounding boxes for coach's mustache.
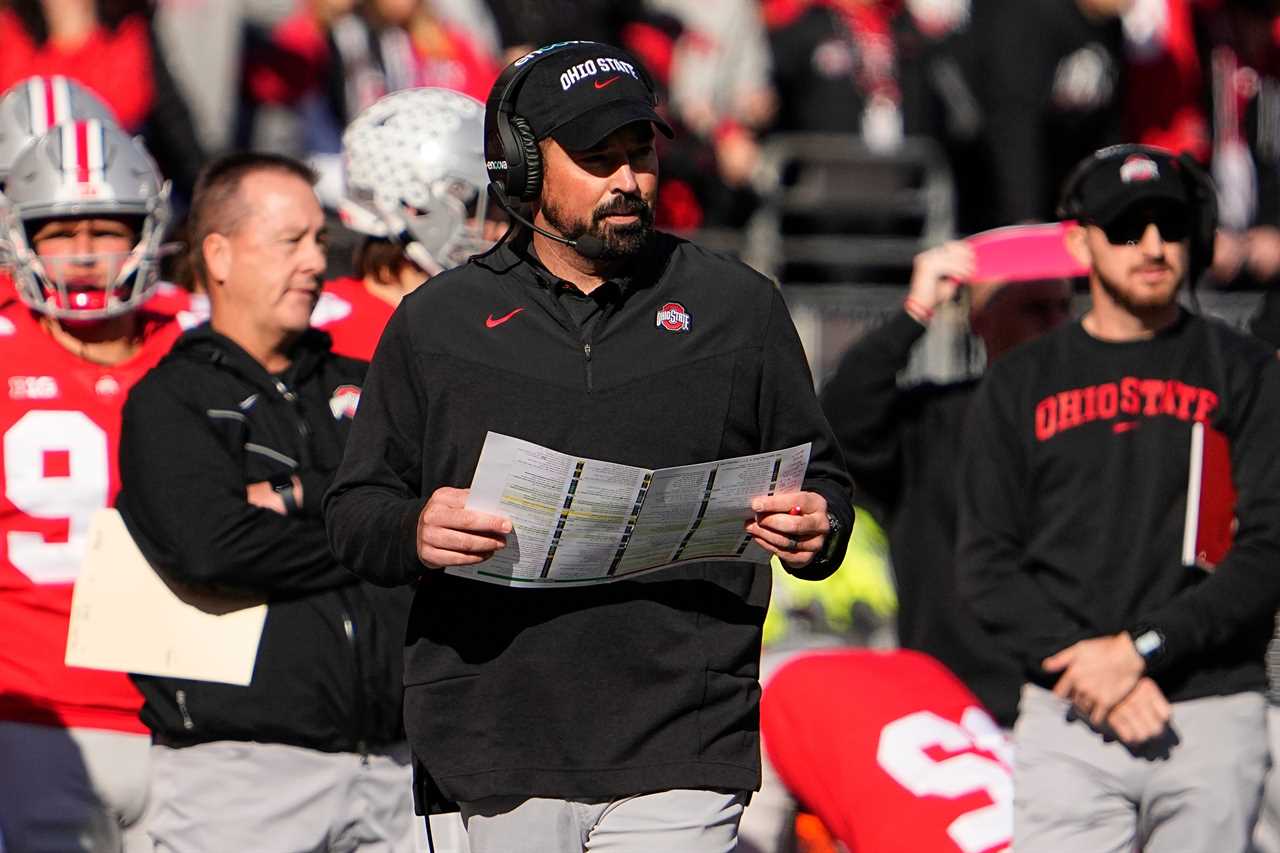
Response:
[593,195,652,224]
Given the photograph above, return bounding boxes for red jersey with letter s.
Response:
[0,295,184,733]
[762,649,1012,853]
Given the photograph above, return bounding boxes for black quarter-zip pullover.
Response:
[325,230,855,803]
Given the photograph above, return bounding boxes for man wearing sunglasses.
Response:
[957,145,1280,852]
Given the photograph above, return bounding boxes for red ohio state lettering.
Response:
[1033,377,1220,441]
[1097,383,1118,418]
[1057,389,1083,430]
[1193,388,1219,422]
[1139,379,1165,415]
[1035,397,1056,441]
[1120,377,1141,414]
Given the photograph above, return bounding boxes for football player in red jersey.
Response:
[320,87,498,359]
[0,119,183,852]
[761,649,1013,853]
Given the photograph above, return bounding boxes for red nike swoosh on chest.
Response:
[594,76,621,89]
[485,308,525,328]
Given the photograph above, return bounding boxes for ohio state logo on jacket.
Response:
[655,302,691,332]
[329,385,361,419]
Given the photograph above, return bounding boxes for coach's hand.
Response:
[746,491,830,569]
[1043,632,1145,726]
[416,487,512,569]
[1105,677,1171,746]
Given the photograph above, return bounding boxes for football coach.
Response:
[324,40,854,853]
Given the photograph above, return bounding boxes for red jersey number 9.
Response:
[4,410,110,584]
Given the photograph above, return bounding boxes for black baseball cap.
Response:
[509,42,674,151]
[1068,146,1191,226]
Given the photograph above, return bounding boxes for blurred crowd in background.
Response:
[3,0,1278,288]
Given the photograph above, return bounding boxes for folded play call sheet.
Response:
[458,433,812,587]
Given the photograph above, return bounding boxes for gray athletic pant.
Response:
[148,740,468,853]
[1014,684,1268,853]
[1251,705,1280,853]
[0,721,151,853]
[459,789,746,853]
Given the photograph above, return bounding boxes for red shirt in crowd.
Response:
[249,8,497,108]
[0,10,153,131]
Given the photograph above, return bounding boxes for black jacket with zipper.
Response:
[116,324,408,753]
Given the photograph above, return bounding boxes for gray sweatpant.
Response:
[148,740,468,853]
[1014,684,1268,853]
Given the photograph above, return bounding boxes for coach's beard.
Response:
[544,193,655,261]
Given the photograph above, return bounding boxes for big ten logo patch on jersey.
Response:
[876,707,1013,853]
[8,376,59,400]
[329,385,361,420]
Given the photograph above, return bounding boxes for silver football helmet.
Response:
[2,119,172,320]
[0,75,117,185]
[339,87,492,276]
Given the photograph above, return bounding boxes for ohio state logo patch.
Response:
[1120,154,1159,184]
[656,302,691,333]
[329,385,361,419]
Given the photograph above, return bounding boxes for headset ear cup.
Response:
[1058,154,1098,221]
[1176,153,1218,280]
[510,115,542,202]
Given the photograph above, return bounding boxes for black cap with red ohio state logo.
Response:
[511,43,674,151]
[1071,147,1192,228]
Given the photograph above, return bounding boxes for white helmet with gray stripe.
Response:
[340,87,492,276]
[2,119,171,320]
[0,75,117,186]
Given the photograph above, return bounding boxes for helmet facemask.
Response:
[397,178,492,276]
[5,185,173,322]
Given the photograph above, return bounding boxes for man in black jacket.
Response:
[958,145,1280,851]
[324,41,854,853]
[820,243,1072,727]
[116,153,418,852]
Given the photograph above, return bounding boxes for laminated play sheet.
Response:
[458,433,811,588]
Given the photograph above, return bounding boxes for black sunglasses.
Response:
[1092,207,1192,245]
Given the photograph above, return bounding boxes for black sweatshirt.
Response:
[117,325,408,752]
[820,311,1022,726]
[324,232,854,803]
[957,312,1280,701]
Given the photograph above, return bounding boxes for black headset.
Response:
[1057,143,1218,283]
[483,40,661,203]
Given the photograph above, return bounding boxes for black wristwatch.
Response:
[269,470,300,516]
[817,511,844,564]
[1132,627,1165,669]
